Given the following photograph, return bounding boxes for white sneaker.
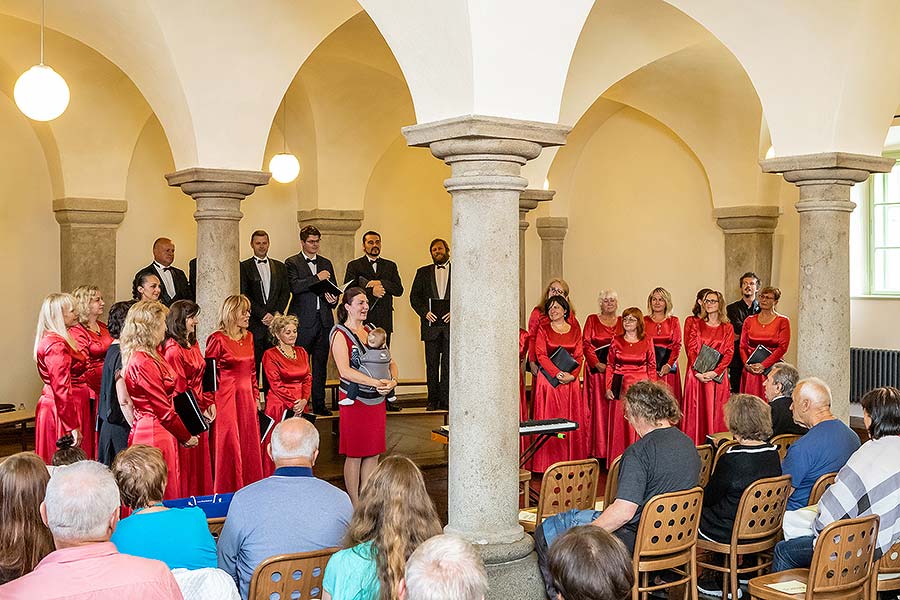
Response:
[338,398,355,406]
[697,579,743,599]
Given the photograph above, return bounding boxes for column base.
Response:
[478,536,545,600]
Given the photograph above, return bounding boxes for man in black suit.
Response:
[285,225,340,416]
[764,362,807,436]
[133,237,193,306]
[240,230,291,378]
[726,271,760,393]
[410,238,451,411]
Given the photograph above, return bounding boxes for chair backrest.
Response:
[634,487,704,558]
[712,440,739,471]
[697,444,714,487]
[771,433,802,461]
[879,539,900,576]
[536,459,600,523]
[248,547,339,600]
[808,472,838,506]
[731,475,792,544]
[208,517,226,542]
[604,454,622,505]
[806,514,879,599]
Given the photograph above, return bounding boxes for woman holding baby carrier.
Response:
[330,287,398,505]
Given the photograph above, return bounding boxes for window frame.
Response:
[861,151,900,297]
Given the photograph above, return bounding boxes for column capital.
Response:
[53,197,127,227]
[166,167,271,197]
[519,188,555,213]
[713,205,781,234]
[536,216,568,241]
[403,115,571,149]
[297,208,365,234]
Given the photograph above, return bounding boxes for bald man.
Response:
[781,377,860,509]
[134,237,193,306]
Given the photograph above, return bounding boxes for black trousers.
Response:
[424,328,450,410]
[298,321,330,411]
[251,327,274,392]
[728,341,742,393]
[97,419,130,467]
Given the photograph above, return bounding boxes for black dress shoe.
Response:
[314,407,333,416]
[386,403,402,412]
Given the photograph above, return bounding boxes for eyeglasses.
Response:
[703,299,719,304]
[622,316,638,322]
[549,287,566,295]
[759,294,776,301]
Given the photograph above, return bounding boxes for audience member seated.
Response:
[399,535,488,600]
[51,445,88,467]
[781,377,860,510]
[218,417,352,599]
[773,386,900,571]
[110,444,217,570]
[697,394,782,597]
[323,455,442,600]
[763,362,806,436]
[534,380,700,598]
[0,460,182,599]
[547,526,634,600]
[0,452,54,585]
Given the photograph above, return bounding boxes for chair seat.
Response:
[748,569,808,599]
[518,507,538,533]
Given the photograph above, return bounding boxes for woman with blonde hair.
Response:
[33,293,84,462]
[205,294,263,492]
[261,313,311,476]
[0,452,55,584]
[70,285,112,459]
[644,287,682,404]
[582,289,622,459]
[122,300,197,499]
[323,456,441,600]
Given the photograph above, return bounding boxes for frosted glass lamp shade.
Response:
[269,153,300,183]
[14,64,70,121]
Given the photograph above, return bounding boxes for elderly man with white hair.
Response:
[0,461,182,599]
[399,535,488,600]
[217,417,352,600]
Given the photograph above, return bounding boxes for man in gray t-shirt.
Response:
[218,418,352,599]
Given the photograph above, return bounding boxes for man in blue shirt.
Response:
[781,377,860,510]
[217,418,353,599]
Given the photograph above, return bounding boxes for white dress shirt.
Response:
[153,261,176,298]
[254,256,271,302]
[368,257,378,274]
[435,261,450,299]
[303,252,320,309]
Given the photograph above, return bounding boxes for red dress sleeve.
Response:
[534,326,559,378]
[162,339,189,395]
[518,328,529,361]
[583,315,600,370]
[715,326,735,378]
[685,318,701,364]
[70,325,90,357]
[246,332,259,397]
[203,333,225,409]
[44,338,80,433]
[569,321,584,378]
[298,347,312,401]
[606,337,620,393]
[645,338,658,381]
[128,353,191,443]
[263,349,292,411]
[739,316,753,363]
[762,317,791,368]
[668,316,682,369]
[527,307,542,362]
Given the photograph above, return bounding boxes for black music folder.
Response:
[308,278,346,297]
[259,410,275,442]
[428,298,450,325]
[203,358,218,393]
[174,390,209,436]
[747,345,773,365]
[654,346,672,372]
[594,344,610,364]
[540,347,579,388]
[693,344,725,383]
[610,373,624,400]
[282,409,317,425]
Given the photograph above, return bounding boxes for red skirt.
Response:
[529,373,585,472]
[73,384,96,460]
[211,378,264,494]
[129,415,182,500]
[681,372,730,444]
[338,396,386,458]
[740,370,767,401]
[584,368,608,459]
[606,373,646,461]
[35,390,65,463]
[179,431,213,497]
[662,368,683,403]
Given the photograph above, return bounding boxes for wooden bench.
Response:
[0,408,36,452]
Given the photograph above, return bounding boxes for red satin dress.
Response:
[35,334,84,463]
[739,315,791,401]
[334,329,386,458]
[261,346,312,475]
[644,315,683,402]
[125,351,192,500]
[681,319,734,443]
[582,314,622,459]
[519,329,529,420]
[162,338,213,497]
[70,322,112,460]
[606,335,657,460]
[205,330,264,493]
[530,320,588,472]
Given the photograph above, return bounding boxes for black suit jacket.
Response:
[726,298,760,340]
[240,257,291,339]
[343,256,403,333]
[409,263,451,341]
[134,263,193,306]
[770,395,808,436]
[285,253,338,330]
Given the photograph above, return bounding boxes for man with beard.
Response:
[726,272,760,393]
[410,238,451,411]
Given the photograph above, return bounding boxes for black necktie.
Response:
[435,264,447,269]
[256,259,268,264]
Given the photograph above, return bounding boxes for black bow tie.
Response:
[305,257,317,265]
[435,264,447,269]
[256,259,268,264]
[161,266,171,272]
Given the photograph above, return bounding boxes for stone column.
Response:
[296,208,364,279]
[761,152,893,421]
[166,168,270,346]
[713,205,781,302]
[536,216,568,286]
[403,115,569,599]
[53,197,127,302]
[519,189,554,326]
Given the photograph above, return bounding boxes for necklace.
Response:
[278,345,296,360]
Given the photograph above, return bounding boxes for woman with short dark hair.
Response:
[97,300,135,467]
[740,286,790,401]
[548,526,633,600]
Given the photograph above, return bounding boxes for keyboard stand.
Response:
[519,432,566,468]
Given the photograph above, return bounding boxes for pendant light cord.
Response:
[40,0,45,65]
[282,99,287,153]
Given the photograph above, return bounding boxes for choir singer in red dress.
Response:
[70,285,112,459]
[205,295,264,493]
[739,286,790,401]
[681,290,734,443]
[527,279,576,377]
[530,296,588,472]
[644,287,682,404]
[519,328,529,420]
[606,307,657,460]
[162,300,214,496]
[33,293,84,463]
[582,289,622,460]
[261,313,311,475]
[122,300,198,499]
[683,288,713,350]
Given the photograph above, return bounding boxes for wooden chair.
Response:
[519,468,532,508]
[697,475,792,599]
[713,440,739,471]
[632,486,704,600]
[518,458,599,533]
[697,444,714,488]
[604,454,623,507]
[871,539,900,599]
[748,514,879,600]
[807,472,837,506]
[207,517,226,542]
[248,547,339,600]
[770,434,802,462]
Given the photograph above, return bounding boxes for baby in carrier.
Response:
[339,327,397,406]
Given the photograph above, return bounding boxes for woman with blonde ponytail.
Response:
[33,293,84,462]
